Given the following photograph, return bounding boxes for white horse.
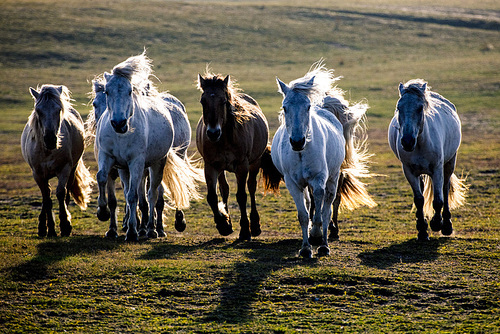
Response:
[87,76,194,238]
[22,85,93,237]
[272,64,376,258]
[388,79,467,240]
[95,53,202,241]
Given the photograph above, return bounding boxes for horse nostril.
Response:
[111,119,127,132]
[206,128,221,142]
[290,137,306,151]
[401,135,416,151]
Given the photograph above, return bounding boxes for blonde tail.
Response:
[422,173,468,219]
[162,151,204,210]
[69,158,94,210]
[338,102,377,210]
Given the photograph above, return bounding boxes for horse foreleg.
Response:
[146,162,164,239]
[96,156,114,222]
[218,172,230,214]
[34,174,54,237]
[286,176,311,258]
[329,173,344,241]
[105,169,119,239]
[309,182,325,247]
[404,167,428,241]
[248,163,261,238]
[235,165,250,241]
[137,172,148,237]
[206,166,232,236]
[441,156,457,236]
[430,168,445,233]
[124,160,144,242]
[56,166,73,237]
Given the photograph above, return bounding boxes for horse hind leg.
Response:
[441,158,456,236]
[248,163,261,238]
[429,171,445,234]
[329,173,344,241]
[57,168,73,237]
[156,184,167,237]
[105,173,119,239]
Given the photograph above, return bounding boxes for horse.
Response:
[196,72,281,241]
[95,53,202,241]
[388,79,467,241]
[21,84,94,237]
[86,76,193,238]
[271,64,376,258]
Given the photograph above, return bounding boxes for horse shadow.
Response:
[7,235,122,282]
[358,237,450,269]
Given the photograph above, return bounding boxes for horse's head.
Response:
[277,77,314,151]
[104,72,134,134]
[397,81,427,152]
[198,74,231,142]
[30,85,66,150]
[92,79,107,123]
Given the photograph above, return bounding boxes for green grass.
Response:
[0,0,499,332]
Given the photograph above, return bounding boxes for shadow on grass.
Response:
[7,236,122,282]
[204,238,313,324]
[358,237,450,269]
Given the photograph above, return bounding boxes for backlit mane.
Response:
[111,52,154,96]
[198,71,255,125]
[399,79,434,116]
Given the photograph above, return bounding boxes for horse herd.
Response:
[21,52,467,258]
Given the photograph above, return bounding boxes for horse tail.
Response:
[69,158,94,210]
[260,145,283,194]
[338,102,377,210]
[162,150,204,210]
[421,173,468,219]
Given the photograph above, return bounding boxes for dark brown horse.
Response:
[196,73,281,240]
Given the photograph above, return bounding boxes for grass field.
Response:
[0,0,499,332]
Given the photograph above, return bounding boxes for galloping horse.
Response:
[389,79,467,240]
[86,76,194,237]
[21,85,93,237]
[271,64,376,258]
[95,53,202,241]
[196,72,279,241]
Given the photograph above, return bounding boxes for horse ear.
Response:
[276,78,289,95]
[198,74,206,90]
[421,83,427,92]
[56,86,64,94]
[29,87,39,100]
[398,83,405,96]
[306,76,315,87]
[104,72,112,82]
[93,79,104,92]
[223,75,230,87]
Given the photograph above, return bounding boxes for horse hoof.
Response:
[430,218,443,232]
[157,229,166,238]
[317,245,330,257]
[60,226,72,237]
[299,247,313,259]
[38,228,47,238]
[417,231,429,241]
[441,223,453,236]
[105,229,118,239]
[239,230,251,241]
[175,219,186,233]
[216,223,234,236]
[250,224,262,237]
[125,233,139,242]
[147,229,158,239]
[97,207,111,222]
[309,235,323,247]
[47,229,57,238]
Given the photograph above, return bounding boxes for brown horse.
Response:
[196,73,281,240]
[21,85,94,237]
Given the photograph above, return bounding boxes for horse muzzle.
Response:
[290,137,306,151]
[111,119,128,134]
[401,135,416,152]
[206,127,221,142]
[43,133,58,150]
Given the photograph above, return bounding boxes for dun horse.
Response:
[21,85,93,237]
[196,72,280,241]
[389,79,467,240]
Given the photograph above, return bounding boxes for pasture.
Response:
[0,0,499,332]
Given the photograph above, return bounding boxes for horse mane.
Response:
[198,71,255,125]
[29,85,74,147]
[84,75,105,145]
[399,79,434,116]
[111,51,154,95]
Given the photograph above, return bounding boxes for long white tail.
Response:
[323,96,377,210]
[421,173,468,218]
[162,150,204,210]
